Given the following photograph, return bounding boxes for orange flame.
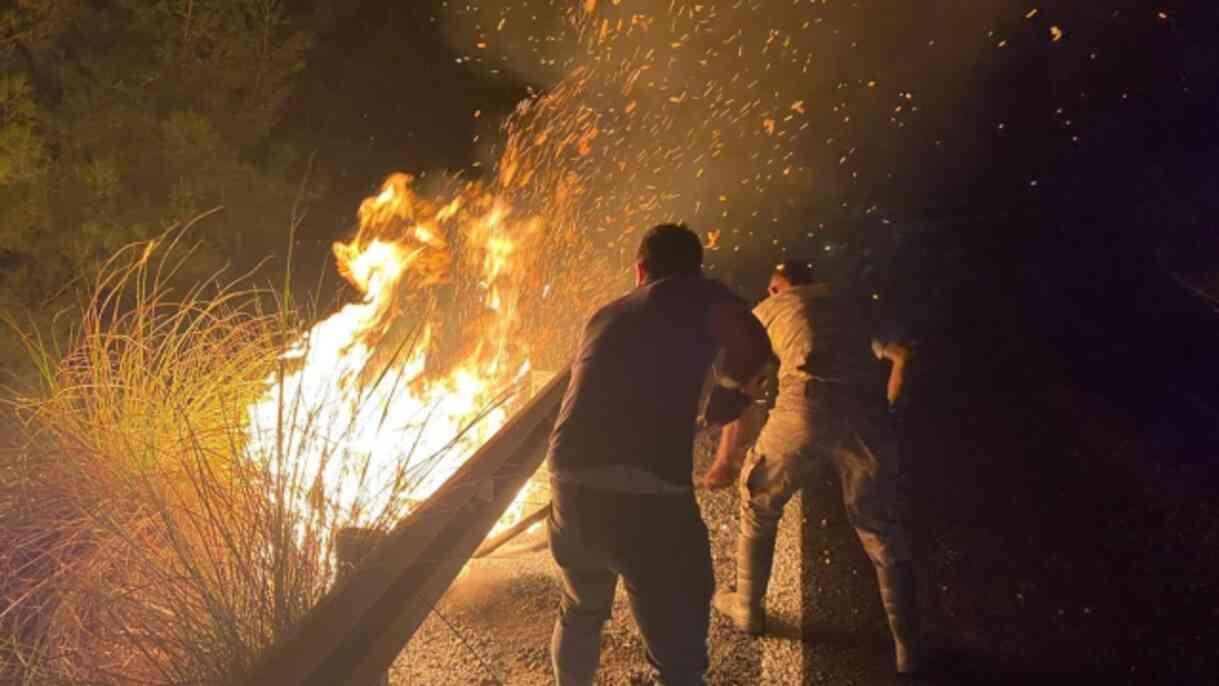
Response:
[247,174,543,556]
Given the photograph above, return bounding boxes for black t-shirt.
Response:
[547,275,744,487]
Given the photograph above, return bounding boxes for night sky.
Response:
[273,0,1217,447]
[279,3,1214,232]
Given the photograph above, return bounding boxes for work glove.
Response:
[702,384,752,426]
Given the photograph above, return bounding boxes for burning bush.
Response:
[0,198,537,683]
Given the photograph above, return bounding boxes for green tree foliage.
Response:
[0,74,44,187]
[0,0,316,379]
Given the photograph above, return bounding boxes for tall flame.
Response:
[243,0,831,560]
[246,173,542,551]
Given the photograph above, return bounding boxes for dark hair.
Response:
[774,259,815,286]
[636,223,703,280]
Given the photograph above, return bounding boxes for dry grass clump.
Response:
[0,226,477,684]
[0,230,298,684]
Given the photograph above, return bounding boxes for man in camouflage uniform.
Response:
[703,259,919,675]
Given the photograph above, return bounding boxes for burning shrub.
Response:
[0,206,534,684]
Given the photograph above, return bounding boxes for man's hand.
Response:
[703,385,765,489]
[700,460,739,490]
[871,339,911,408]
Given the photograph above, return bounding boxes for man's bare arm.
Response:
[702,376,767,489]
[872,339,910,407]
[701,301,772,489]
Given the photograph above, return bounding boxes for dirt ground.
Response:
[390,434,778,685]
[391,367,1217,685]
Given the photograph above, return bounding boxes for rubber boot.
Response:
[875,561,920,675]
[713,532,775,635]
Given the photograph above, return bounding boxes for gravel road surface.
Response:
[389,377,1218,685]
[390,434,802,685]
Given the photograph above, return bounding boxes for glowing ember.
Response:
[246,173,543,552]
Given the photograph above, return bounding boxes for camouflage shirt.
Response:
[752,284,889,412]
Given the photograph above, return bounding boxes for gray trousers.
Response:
[741,391,911,570]
[548,482,714,685]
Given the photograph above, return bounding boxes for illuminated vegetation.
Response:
[0,226,506,684]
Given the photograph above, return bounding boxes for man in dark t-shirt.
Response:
[546,224,771,686]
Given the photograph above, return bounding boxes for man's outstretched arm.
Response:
[701,300,772,489]
[872,339,910,407]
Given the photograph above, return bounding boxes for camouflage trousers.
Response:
[740,389,911,569]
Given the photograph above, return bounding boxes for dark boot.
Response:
[875,561,920,674]
[713,532,776,635]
